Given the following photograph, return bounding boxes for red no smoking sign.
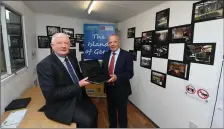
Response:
[197,89,209,99]
[186,85,196,94]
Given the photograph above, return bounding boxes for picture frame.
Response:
[155,8,170,30]
[70,38,76,47]
[151,70,166,88]
[76,34,84,42]
[79,41,84,51]
[38,36,50,48]
[167,59,190,80]
[127,27,135,38]
[46,26,60,37]
[134,37,142,51]
[141,45,153,58]
[152,44,169,59]
[140,56,152,69]
[141,30,154,45]
[169,24,193,43]
[155,29,169,44]
[129,50,137,61]
[62,28,74,38]
[192,0,224,23]
[183,43,216,65]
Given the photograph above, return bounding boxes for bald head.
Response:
[51,33,70,57]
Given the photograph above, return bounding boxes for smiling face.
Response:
[108,35,120,52]
[51,33,70,57]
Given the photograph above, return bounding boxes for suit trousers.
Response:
[72,98,98,128]
[106,86,128,128]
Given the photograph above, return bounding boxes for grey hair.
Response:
[51,33,70,44]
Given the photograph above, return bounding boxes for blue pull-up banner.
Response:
[84,24,116,60]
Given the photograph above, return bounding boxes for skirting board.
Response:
[128,100,160,128]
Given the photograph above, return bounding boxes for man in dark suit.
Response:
[102,34,134,128]
[36,33,98,128]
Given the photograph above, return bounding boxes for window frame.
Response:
[1,3,28,81]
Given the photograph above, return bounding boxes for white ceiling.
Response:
[23,1,163,23]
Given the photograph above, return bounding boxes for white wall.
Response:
[35,13,115,62]
[118,1,223,128]
[1,1,37,116]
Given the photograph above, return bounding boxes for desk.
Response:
[1,86,76,128]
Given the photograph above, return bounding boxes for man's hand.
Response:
[79,77,90,87]
[107,74,117,83]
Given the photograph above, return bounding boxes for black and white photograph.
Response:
[76,34,84,42]
[62,28,74,38]
[153,44,169,59]
[151,70,166,88]
[46,26,60,37]
[169,24,192,43]
[7,23,21,35]
[129,50,137,61]
[38,36,50,48]
[141,45,153,58]
[192,0,224,23]
[79,41,84,51]
[134,37,142,51]
[155,30,169,43]
[167,60,190,80]
[155,8,170,30]
[9,36,21,47]
[127,27,135,38]
[184,43,216,65]
[140,56,151,69]
[70,38,76,47]
[142,31,154,45]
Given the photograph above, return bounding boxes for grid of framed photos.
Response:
[127,0,221,88]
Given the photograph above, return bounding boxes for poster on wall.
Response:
[62,28,74,38]
[140,56,151,69]
[127,27,135,38]
[169,24,193,43]
[142,31,154,45]
[184,43,216,65]
[134,37,142,51]
[152,44,169,59]
[155,8,170,30]
[46,26,60,37]
[167,60,190,80]
[141,45,153,58]
[38,36,50,48]
[155,30,169,44]
[192,0,224,23]
[84,24,115,60]
[151,70,166,88]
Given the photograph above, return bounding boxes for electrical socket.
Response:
[189,121,198,128]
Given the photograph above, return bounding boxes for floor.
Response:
[91,97,157,128]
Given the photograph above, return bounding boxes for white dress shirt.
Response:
[108,48,120,74]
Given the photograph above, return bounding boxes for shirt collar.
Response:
[111,48,120,55]
[55,53,66,63]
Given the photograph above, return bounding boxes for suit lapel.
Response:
[114,49,123,74]
[51,53,70,77]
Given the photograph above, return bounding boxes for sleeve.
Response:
[36,61,81,102]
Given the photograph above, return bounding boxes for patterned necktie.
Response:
[64,58,79,86]
[109,52,116,75]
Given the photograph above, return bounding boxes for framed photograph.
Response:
[134,37,142,51]
[9,36,22,47]
[7,23,21,35]
[184,43,216,65]
[153,44,169,59]
[68,49,76,59]
[127,27,135,38]
[62,28,74,38]
[169,24,193,43]
[141,45,153,58]
[142,31,154,45]
[155,8,170,30]
[129,50,137,61]
[38,36,50,48]
[155,29,169,44]
[192,0,224,23]
[76,34,84,42]
[70,38,76,47]
[140,56,151,69]
[167,60,190,80]
[79,41,84,51]
[151,70,166,88]
[46,26,60,37]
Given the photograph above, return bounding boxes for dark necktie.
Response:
[64,58,79,86]
[109,52,116,75]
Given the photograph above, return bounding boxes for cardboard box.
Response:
[85,84,106,97]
